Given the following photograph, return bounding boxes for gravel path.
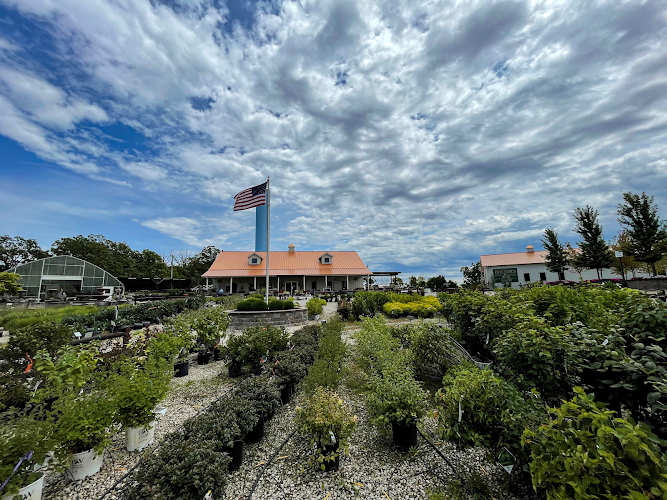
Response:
[42,357,235,500]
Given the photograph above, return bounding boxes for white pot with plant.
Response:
[0,418,55,500]
[52,390,115,480]
[107,356,171,451]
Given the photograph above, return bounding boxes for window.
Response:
[523,273,530,282]
[251,258,258,264]
[323,257,330,263]
[539,272,547,281]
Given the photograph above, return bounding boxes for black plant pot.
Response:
[142,321,151,327]
[392,420,418,450]
[228,363,242,378]
[174,361,190,377]
[213,348,221,361]
[197,352,211,365]
[245,418,265,444]
[318,443,340,471]
[133,323,143,330]
[227,440,244,471]
[280,383,294,405]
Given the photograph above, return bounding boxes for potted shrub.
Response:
[307,298,326,319]
[52,389,115,480]
[107,356,171,452]
[366,365,429,450]
[296,388,357,471]
[191,309,229,365]
[151,325,193,377]
[0,417,55,500]
[273,350,307,404]
[234,377,280,440]
[224,324,289,376]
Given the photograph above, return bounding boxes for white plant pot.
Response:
[2,473,45,500]
[68,448,104,480]
[126,422,155,452]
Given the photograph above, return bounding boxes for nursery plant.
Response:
[523,387,667,500]
[0,417,56,498]
[234,376,281,420]
[296,387,357,470]
[34,345,98,392]
[306,297,326,318]
[223,324,289,367]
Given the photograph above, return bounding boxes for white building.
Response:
[480,245,651,288]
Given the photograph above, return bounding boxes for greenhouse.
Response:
[8,255,124,300]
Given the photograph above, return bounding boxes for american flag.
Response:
[233,182,267,211]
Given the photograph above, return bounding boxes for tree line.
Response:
[0,234,220,286]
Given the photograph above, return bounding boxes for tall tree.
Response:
[573,206,613,279]
[0,272,23,296]
[610,231,641,279]
[0,235,50,271]
[460,262,483,290]
[51,234,139,277]
[426,275,448,292]
[616,192,667,276]
[136,250,169,278]
[176,246,221,286]
[541,229,570,279]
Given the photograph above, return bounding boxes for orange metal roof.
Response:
[202,251,372,277]
[480,250,549,267]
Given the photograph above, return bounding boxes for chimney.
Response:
[288,243,295,254]
[526,245,534,254]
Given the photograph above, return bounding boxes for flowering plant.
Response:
[296,387,357,469]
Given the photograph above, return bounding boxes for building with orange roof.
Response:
[202,244,373,294]
[480,245,650,288]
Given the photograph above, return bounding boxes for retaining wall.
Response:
[227,307,308,329]
[626,278,667,291]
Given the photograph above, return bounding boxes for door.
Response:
[232,282,238,293]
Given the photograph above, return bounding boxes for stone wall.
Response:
[227,308,308,329]
[626,278,667,292]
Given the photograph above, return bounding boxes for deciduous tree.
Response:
[0,272,22,296]
[460,262,483,290]
[0,236,50,272]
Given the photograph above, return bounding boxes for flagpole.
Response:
[265,177,270,304]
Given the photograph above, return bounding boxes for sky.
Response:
[0,0,666,282]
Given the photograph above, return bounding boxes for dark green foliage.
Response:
[234,376,281,420]
[541,228,569,276]
[436,364,546,461]
[349,291,391,319]
[224,324,289,366]
[268,298,295,310]
[337,299,351,320]
[573,205,613,279]
[236,297,269,311]
[426,275,448,292]
[303,320,346,393]
[460,262,483,290]
[523,388,667,500]
[617,191,667,276]
[0,235,50,272]
[409,324,461,383]
[290,325,321,347]
[494,315,576,403]
[0,321,74,371]
[123,433,231,500]
[0,374,30,411]
[273,349,307,387]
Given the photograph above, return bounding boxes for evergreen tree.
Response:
[616,192,667,276]
[573,206,613,279]
[541,229,569,279]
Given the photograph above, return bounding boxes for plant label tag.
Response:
[497,447,516,474]
[329,431,336,444]
[458,396,463,422]
[602,338,609,346]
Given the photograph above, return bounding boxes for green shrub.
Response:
[290,324,321,348]
[350,291,391,319]
[207,294,244,309]
[0,305,99,331]
[234,376,281,420]
[306,297,326,318]
[273,349,307,387]
[436,364,546,461]
[268,297,295,310]
[353,317,407,377]
[236,297,269,311]
[303,320,346,393]
[123,433,230,500]
[409,324,464,383]
[224,324,289,366]
[1,321,74,370]
[523,387,667,500]
[494,315,577,402]
[337,299,351,320]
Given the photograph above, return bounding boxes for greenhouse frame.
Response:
[8,256,124,300]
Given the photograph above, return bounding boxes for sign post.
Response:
[614,251,626,284]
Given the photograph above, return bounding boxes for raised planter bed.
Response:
[227,308,308,329]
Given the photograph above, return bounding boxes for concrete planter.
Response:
[228,308,308,329]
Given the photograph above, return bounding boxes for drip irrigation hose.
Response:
[416,428,464,483]
[245,429,297,500]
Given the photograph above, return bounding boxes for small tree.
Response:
[426,275,447,292]
[617,192,667,276]
[541,229,570,279]
[0,272,22,296]
[565,243,585,280]
[460,262,483,290]
[610,231,641,279]
[573,206,613,279]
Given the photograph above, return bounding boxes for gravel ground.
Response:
[41,356,235,500]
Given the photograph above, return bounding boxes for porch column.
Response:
[206,277,209,286]
[254,276,257,289]
[346,275,349,290]
[325,275,327,288]
[278,276,280,291]
[303,276,306,291]
[229,277,233,291]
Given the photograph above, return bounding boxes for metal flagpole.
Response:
[265,177,270,304]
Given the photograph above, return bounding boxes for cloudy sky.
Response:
[1,0,666,281]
